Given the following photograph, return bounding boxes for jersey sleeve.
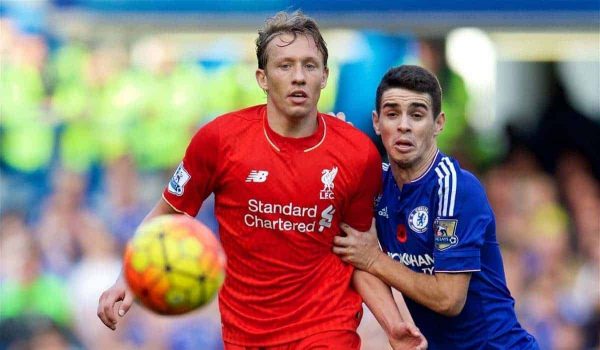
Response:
[342,141,382,231]
[433,164,492,273]
[162,119,221,217]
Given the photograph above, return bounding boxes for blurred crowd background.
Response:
[0,1,598,349]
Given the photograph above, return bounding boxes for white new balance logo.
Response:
[246,170,269,183]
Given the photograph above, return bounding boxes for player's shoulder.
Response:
[213,104,264,125]
[196,104,264,136]
[322,113,373,145]
[459,168,485,190]
[434,155,486,199]
[431,155,490,217]
[382,162,390,173]
[456,163,486,196]
[381,162,394,187]
[322,113,380,164]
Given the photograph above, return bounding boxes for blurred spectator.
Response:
[419,39,470,160]
[0,22,54,219]
[0,212,72,327]
[34,170,91,276]
[0,315,84,350]
[556,152,600,350]
[164,308,224,350]
[484,142,599,350]
[95,155,150,247]
[66,215,123,349]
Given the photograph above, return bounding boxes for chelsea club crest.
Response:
[408,206,429,233]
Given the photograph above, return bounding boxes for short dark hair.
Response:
[256,11,328,70]
[375,65,442,118]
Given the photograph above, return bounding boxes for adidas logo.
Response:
[378,207,389,218]
[246,170,269,183]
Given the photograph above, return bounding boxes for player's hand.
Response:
[97,275,134,331]
[333,219,383,273]
[327,111,353,126]
[389,322,428,350]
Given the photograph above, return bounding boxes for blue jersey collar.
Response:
[406,149,443,187]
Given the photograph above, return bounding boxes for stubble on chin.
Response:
[391,152,420,170]
[394,159,414,169]
[289,110,308,119]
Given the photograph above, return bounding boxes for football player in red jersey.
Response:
[97,11,426,350]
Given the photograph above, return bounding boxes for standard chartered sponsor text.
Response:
[248,199,317,217]
[245,199,319,233]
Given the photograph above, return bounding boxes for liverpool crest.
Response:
[320,166,338,199]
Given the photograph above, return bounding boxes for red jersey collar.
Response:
[262,107,327,153]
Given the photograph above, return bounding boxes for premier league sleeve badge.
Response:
[168,162,191,196]
[434,218,459,251]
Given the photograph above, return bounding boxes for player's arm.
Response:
[350,225,417,326]
[342,138,426,347]
[335,221,470,317]
[97,198,181,330]
[353,269,427,349]
[371,250,470,316]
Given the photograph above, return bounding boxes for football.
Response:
[123,214,226,315]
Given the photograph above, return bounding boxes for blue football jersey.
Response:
[376,151,538,350]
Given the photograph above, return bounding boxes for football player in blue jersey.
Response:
[333,65,539,349]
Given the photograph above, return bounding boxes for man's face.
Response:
[373,87,444,169]
[256,33,328,120]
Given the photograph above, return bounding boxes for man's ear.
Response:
[434,112,445,136]
[372,110,381,135]
[256,68,268,91]
[320,66,329,89]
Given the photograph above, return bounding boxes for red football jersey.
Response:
[163,105,382,346]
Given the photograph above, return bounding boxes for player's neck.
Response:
[391,146,438,189]
[266,105,318,138]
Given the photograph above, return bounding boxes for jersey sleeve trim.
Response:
[161,194,195,218]
[435,269,480,273]
[434,157,458,217]
[434,248,480,271]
